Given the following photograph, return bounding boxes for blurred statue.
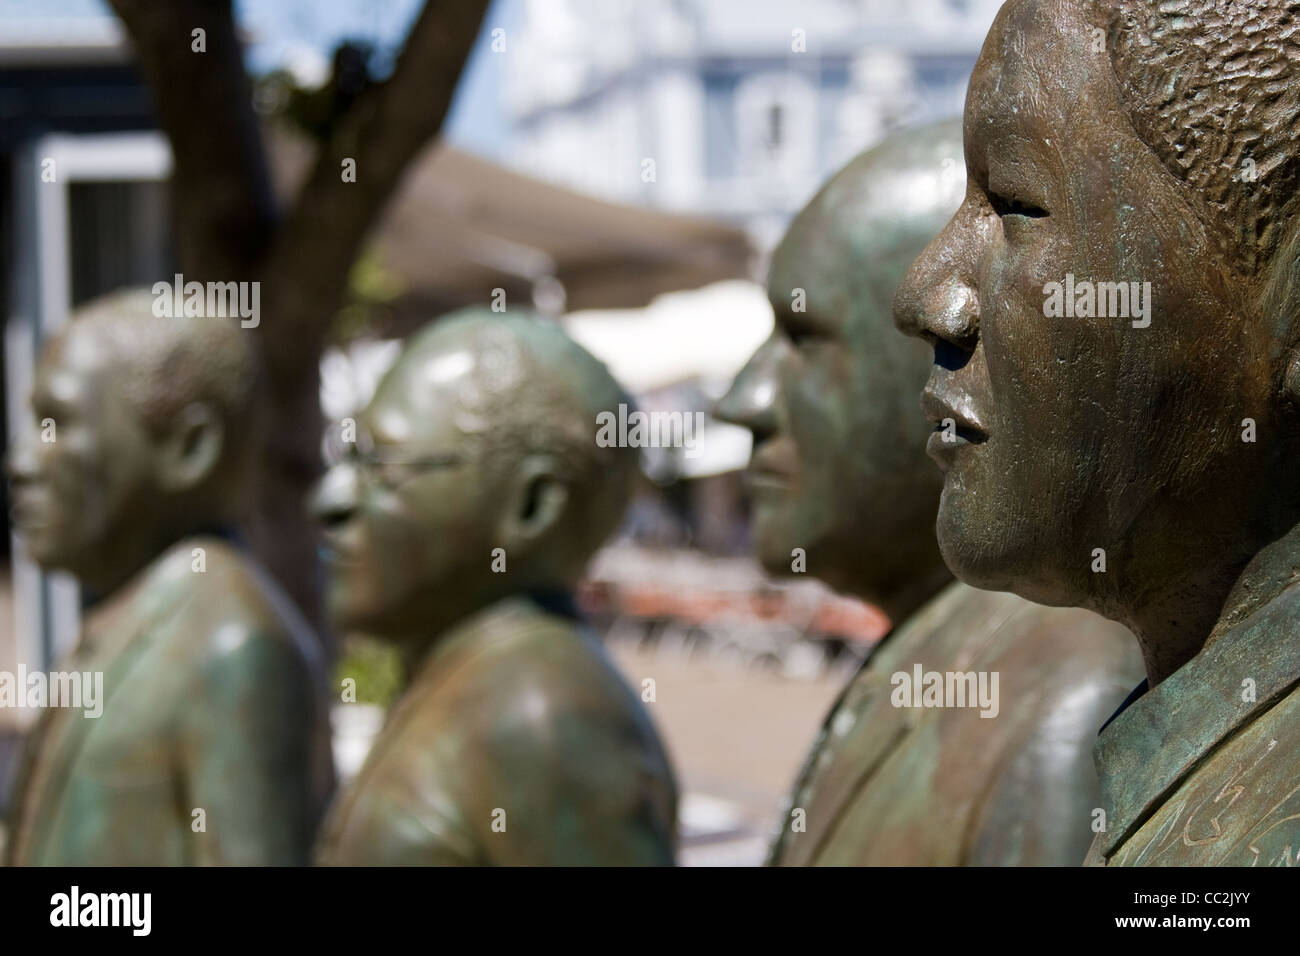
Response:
[312,309,677,866]
[718,119,1143,865]
[895,0,1300,866]
[5,288,334,865]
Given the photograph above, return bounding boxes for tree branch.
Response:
[258,0,490,375]
[106,0,276,278]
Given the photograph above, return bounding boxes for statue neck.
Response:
[397,588,579,681]
[1129,519,1300,686]
[1206,519,1300,649]
[78,520,239,605]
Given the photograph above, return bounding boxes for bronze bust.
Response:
[895,0,1300,865]
[312,309,678,865]
[719,119,1142,866]
[5,288,334,865]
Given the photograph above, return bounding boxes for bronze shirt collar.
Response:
[1093,583,1300,858]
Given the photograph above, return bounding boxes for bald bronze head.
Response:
[312,308,637,644]
[717,120,965,615]
[8,287,262,597]
[894,0,1300,680]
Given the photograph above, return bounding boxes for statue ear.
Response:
[155,401,224,493]
[499,454,569,554]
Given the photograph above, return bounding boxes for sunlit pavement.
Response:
[606,640,846,867]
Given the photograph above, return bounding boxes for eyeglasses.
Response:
[322,422,465,492]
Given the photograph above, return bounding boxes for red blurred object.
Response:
[578,546,890,648]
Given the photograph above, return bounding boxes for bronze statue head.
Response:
[894,0,1300,680]
[8,288,261,598]
[312,308,637,645]
[717,120,965,616]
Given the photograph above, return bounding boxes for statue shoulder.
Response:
[429,599,667,777]
[157,537,322,692]
[365,599,676,864]
[449,602,641,729]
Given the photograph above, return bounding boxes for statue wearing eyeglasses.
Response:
[4,288,335,865]
[311,309,678,865]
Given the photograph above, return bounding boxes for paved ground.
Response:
[605,640,848,865]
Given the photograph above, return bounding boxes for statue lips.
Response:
[921,385,988,473]
[318,526,365,571]
[9,488,49,535]
[745,440,798,495]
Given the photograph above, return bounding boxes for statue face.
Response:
[893,0,1275,608]
[717,256,909,596]
[8,326,157,576]
[314,344,497,636]
[717,124,960,600]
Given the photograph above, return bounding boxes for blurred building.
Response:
[502,0,1001,248]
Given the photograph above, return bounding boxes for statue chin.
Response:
[935,501,980,579]
[939,527,1088,616]
[936,517,1023,601]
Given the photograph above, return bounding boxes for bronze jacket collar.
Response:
[1093,584,1300,858]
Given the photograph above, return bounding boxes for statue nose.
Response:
[714,334,785,440]
[309,463,360,529]
[895,267,980,353]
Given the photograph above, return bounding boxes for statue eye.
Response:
[786,326,822,347]
[988,190,1048,219]
[782,316,828,348]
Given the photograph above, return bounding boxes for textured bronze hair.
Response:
[403,308,638,571]
[66,287,265,510]
[70,287,262,437]
[1105,0,1300,276]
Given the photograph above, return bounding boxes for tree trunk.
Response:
[106,0,489,640]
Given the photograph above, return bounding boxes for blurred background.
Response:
[0,0,1002,865]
